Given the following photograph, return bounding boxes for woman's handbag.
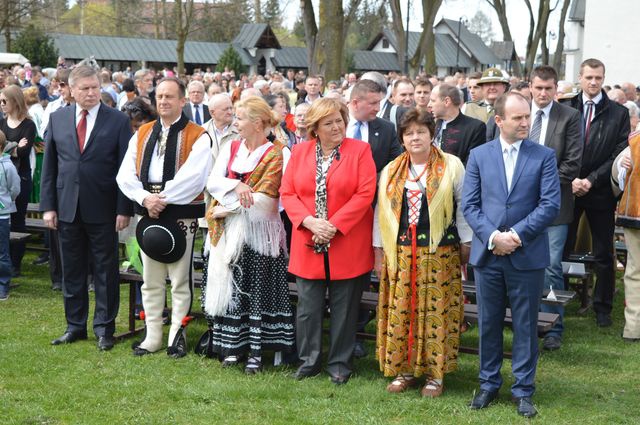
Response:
[194,328,215,358]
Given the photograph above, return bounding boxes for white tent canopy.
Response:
[0,52,29,65]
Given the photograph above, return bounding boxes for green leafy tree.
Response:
[11,24,59,67]
[216,45,247,74]
[263,0,282,29]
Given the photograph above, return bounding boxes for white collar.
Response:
[531,101,553,117]
[76,102,100,118]
[160,115,182,132]
[583,91,603,105]
[499,137,523,152]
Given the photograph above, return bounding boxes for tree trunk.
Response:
[79,0,85,35]
[175,0,194,76]
[153,0,159,38]
[316,0,344,80]
[485,0,522,77]
[389,0,406,74]
[300,0,318,75]
[254,0,261,22]
[523,0,553,76]
[3,0,11,52]
[553,0,571,76]
[409,0,442,77]
[161,0,168,38]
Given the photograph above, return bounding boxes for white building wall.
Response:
[581,0,640,84]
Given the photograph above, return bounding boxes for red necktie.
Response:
[77,109,88,152]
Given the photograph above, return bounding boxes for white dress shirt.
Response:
[75,103,101,148]
[116,117,213,207]
[487,137,523,249]
[347,115,369,142]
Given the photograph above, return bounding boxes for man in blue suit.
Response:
[41,65,133,351]
[462,92,560,418]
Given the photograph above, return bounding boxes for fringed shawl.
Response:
[377,147,464,276]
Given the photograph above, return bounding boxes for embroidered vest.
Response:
[616,131,640,229]
[135,117,207,219]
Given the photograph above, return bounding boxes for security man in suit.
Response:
[528,65,583,351]
[42,65,133,351]
[347,79,403,358]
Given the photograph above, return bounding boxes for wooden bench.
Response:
[116,270,559,359]
[10,232,30,243]
[462,281,575,307]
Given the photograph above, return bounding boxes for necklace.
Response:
[407,162,428,182]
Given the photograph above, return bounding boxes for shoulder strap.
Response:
[227,140,242,179]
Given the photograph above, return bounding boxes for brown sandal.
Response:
[386,375,418,393]
[421,379,444,398]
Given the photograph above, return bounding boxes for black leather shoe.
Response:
[596,313,612,327]
[133,346,153,356]
[469,390,498,409]
[514,396,537,418]
[292,368,321,380]
[51,282,62,291]
[51,331,87,345]
[329,373,350,385]
[543,335,562,351]
[97,336,115,351]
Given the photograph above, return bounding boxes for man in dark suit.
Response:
[379,78,412,130]
[462,92,560,418]
[347,79,403,173]
[347,79,403,358]
[41,65,133,351]
[182,80,210,125]
[566,58,630,327]
[429,83,486,165]
[527,66,583,351]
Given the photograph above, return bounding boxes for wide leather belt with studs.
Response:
[148,183,163,194]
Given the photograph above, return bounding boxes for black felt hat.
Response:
[136,216,186,264]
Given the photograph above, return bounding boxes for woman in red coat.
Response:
[280,97,376,385]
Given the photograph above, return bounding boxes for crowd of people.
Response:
[1,55,638,419]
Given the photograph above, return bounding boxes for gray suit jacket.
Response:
[541,101,583,224]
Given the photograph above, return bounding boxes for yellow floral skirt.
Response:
[376,244,462,379]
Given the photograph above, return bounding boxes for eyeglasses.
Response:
[0,99,6,106]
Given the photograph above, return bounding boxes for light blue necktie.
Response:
[505,145,517,190]
[353,121,363,140]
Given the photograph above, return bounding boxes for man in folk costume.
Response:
[117,77,212,357]
[612,132,640,342]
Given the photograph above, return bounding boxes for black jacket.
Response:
[438,112,486,165]
[569,90,629,209]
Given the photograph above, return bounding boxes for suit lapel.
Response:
[71,105,82,155]
[368,119,380,153]
[508,140,530,197]
[544,102,559,147]
[491,139,509,196]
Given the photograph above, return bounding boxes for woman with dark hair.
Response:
[374,108,471,397]
[117,78,137,110]
[0,85,36,276]
[121,98,157,132]
[280,97,376,385]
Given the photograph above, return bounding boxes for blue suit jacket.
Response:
[40,103,133,223]
[462,138,560,270]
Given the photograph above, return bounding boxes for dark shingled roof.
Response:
[367,27,491,68]
[35,33,254,66]
[353,50,401,72]
[439,18,499,65]
[435,33,475,68]
[271,47,307,69]
[490,41,515,61]
[232,23,281,49]
[568,0,585,22]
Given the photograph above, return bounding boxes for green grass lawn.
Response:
[1,252,639,424]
